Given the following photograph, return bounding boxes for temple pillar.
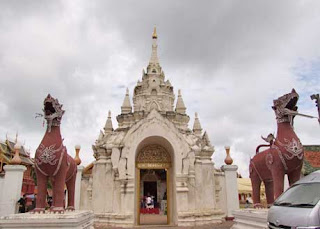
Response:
[120,179,134,215]
[201,159,215,209]
[187,170,196,211]
[104,157,114,212]
[0,165,26,216]
[176,174,189,212]
[221,164,239,219]
[74,165,84,210]
[194,157,202,209]
[113,176,121,213]
[92,150,108,213]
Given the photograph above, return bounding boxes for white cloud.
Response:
[0,1,320,177]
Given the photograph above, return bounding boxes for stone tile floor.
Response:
[95,220,234,229]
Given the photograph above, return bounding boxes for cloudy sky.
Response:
[1,0,320,177]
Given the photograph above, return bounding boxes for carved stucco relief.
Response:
[121,110,191,175]
[137,144,171,164]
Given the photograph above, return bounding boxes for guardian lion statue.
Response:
[250,89,304,208]
[34,94,77,213]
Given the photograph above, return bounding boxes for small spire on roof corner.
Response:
[121,88,132,114]
[175,89,186,114]
[15,131,18,143]
[152,27,157,39]
[104,110,113,133]
[193,112,202,136]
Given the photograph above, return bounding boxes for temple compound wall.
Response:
[79,28,238,227]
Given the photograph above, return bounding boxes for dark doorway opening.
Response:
[139,169,167,225]
[144,181,157,206]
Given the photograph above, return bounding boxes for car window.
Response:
[274,183,320,208]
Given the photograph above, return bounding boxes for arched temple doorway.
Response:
[135,137,173,225]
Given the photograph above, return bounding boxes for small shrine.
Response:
[80,28,239,227]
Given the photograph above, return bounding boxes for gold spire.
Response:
[152,27,157,39]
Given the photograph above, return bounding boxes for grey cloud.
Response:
[0,0,320,177]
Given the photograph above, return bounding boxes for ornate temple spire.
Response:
[121,88,132,114]
[175,89,186,114]
[202,131,212,147]
[193,112,202,136]
[152,26,157,39]
[104,110,113,134]
[147,27,161,74]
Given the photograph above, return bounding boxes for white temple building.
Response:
[80,28,239,227]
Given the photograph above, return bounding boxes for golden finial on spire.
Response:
[152,27,157,39]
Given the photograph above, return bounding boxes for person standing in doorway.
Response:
[146,193,153,209]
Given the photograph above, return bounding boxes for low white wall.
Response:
[0,165,26,217]
[0,175,4,210]
[214,170,227,215]
[80,175,91,210]
[231,209,268,229]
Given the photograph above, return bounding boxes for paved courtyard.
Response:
[95,220,234,229]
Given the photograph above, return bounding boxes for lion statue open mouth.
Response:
[43,94,65,133]
[272,88,298,124]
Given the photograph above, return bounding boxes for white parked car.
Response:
[268,170,320,229]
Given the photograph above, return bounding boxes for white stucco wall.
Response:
[215,170,227,216]
[80,175,90,210]
[0,176,4,207]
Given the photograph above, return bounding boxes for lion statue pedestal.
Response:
[0,210,94,229]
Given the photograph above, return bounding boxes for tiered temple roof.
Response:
[0,139,33,173]
[0,138,35,194]
[91,27,213,170]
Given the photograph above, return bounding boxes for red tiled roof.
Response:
[305,151,320,167]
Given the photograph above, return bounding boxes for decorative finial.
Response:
[15,131,18,143]
[224,146,233,165]
[193,112,202,135]
[11,143,22,165]
[148,27,160,69]
[175,89,186,114]
[121,88,132,114]
[105,110,113,133]
[152,27,157,39]
[74,145,81,165]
